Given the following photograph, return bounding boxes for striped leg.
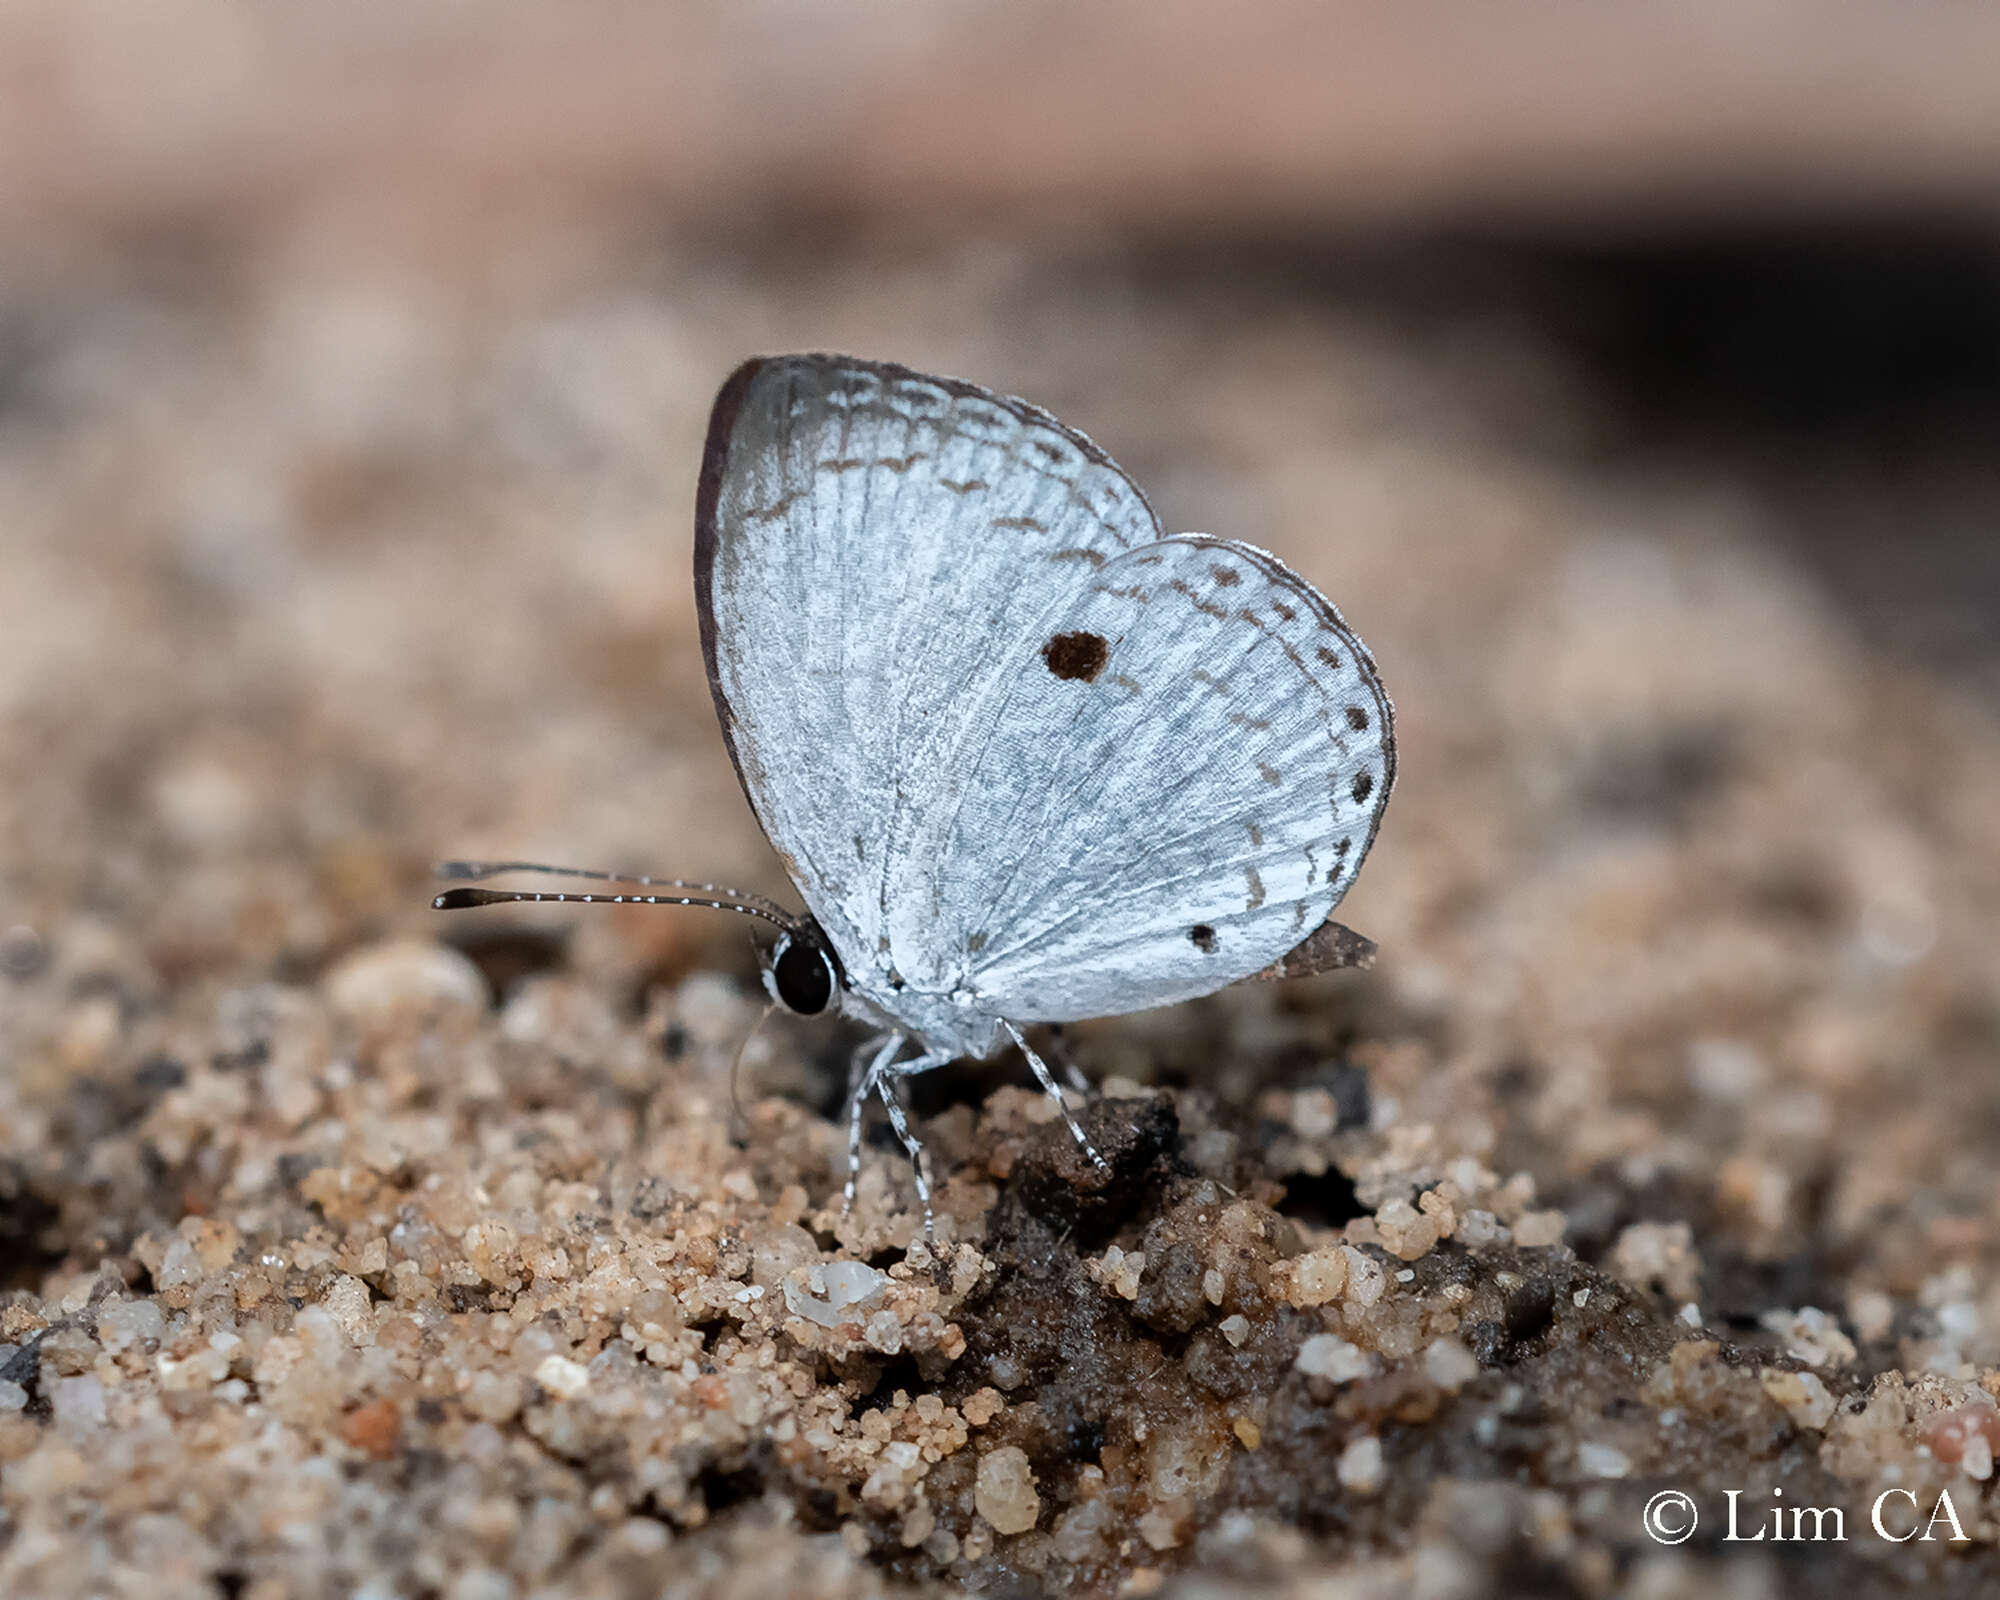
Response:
[1004,1020,1107,1170]
[877,1051,950,1235]
[843,1033,905,1209]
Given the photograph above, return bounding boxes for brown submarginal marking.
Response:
[1230,711,1272,731]
[1189,924,1218,953]
[1272,600,1298,622]
[874,453,924,473]
[1043,631,1109,682]
[1334,836,1352,857]
[1210,565,1241,587]
[1032,438,1067,463]
[1245,866,1266,911]
[1258,763,1283,786]
[818,458,868,474]
[747,490,806,522]
[1104,585,1152,601]
[993,516,1047,532]
[1191,668,1231,694]
[1133,553,1166,567]
[966,930,988,955]
[1317,645,1342,669]
[1346,706,1370,731]
[1352,771,1374,804]
[939,478,988,495]
[1110,673,1143,695]
[1050,547,1106,566]
[1247,821,1264,846]
[1168,579,1228,619]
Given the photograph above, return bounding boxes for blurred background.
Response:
[5,0,2000,1323]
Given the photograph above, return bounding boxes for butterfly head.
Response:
[766,916,842,1016]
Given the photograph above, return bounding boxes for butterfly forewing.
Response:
[697,355,1163,975]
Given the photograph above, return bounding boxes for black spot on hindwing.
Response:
[1189,924,1218,953]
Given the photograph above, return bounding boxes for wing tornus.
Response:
[1248,916,1378,982]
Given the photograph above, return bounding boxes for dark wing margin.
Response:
[693,355,767,813]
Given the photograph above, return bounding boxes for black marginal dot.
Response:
[1345,706,1369,731]
[1188,924,1218,953]
[1351,772,1373,804]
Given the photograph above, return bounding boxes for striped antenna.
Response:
[431,860,797,931]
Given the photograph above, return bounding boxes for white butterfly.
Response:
[438,355,1394,1227]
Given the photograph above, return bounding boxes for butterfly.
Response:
[436,355,1394,1228]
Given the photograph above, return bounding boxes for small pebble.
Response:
[1286,1248,1348,1307]
[1337,1435,1384,1494]
[1297,1334,1378,1384]
[52,1375,107,1432]
[534,1355,590,1399]
[97,1298,166,1354]
[324,939,488,1020]
[1136,1505,1182,1551]
[784,1260,886,1328]
[1760,1369,1836,1432]
[974,1445,1040,1535]
[1577,1441,1630,1479]
[1423,1337,1480,1391]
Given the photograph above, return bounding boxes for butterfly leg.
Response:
[876,1052,950,1236]
[1004,1020,1108,1171]
[844,1032,905,1211]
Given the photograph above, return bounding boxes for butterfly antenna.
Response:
[432,884,796,930]
[436,860,793,922]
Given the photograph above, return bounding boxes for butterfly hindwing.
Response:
[890,535,1394,1021]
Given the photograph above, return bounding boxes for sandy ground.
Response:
[6,13,2000,1596]
[2,224,1998,1598]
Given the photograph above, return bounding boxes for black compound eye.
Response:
[772,929,836,1016]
